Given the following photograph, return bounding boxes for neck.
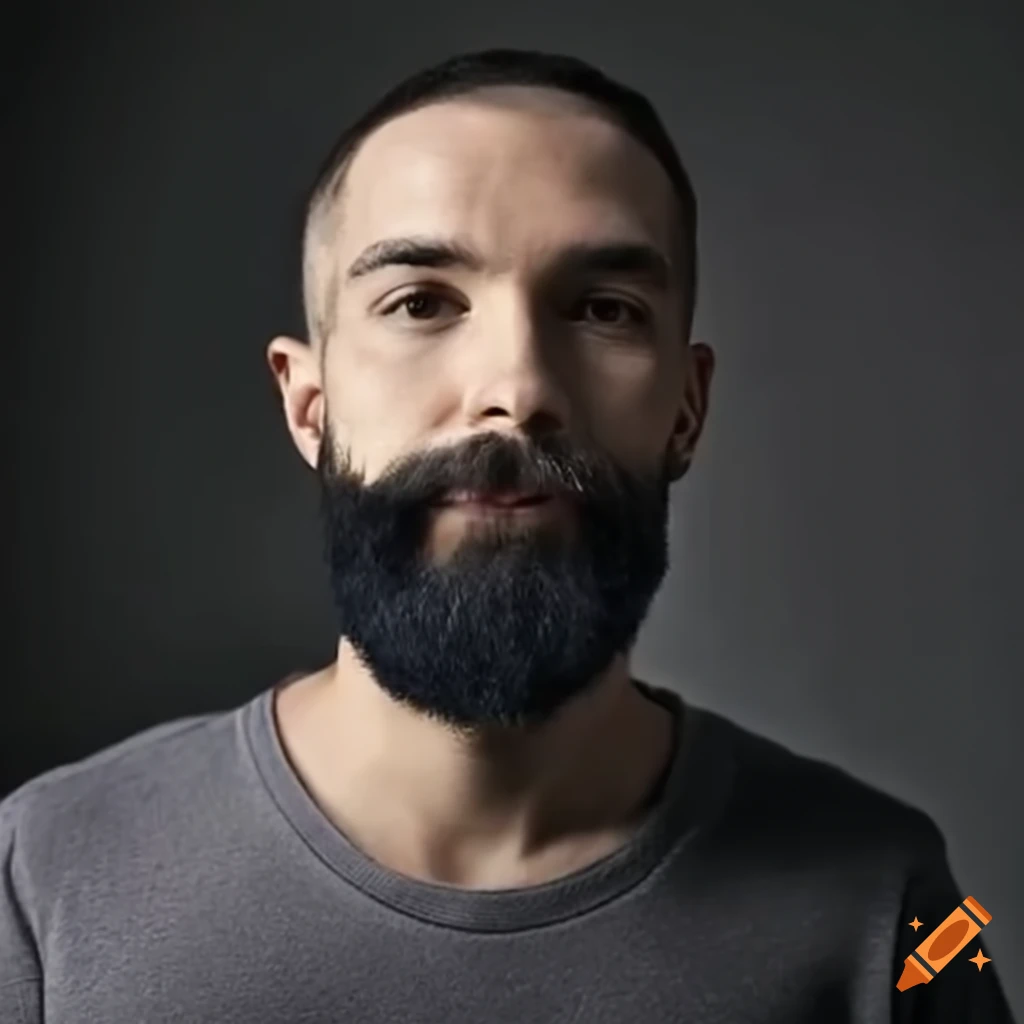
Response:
[274,640,677,889]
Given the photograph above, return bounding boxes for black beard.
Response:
[317,423,674,734]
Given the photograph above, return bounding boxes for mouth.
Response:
[434,490,553,508]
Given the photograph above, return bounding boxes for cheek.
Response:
[583,351,669,416]
[584,364,679,467]
[327,359,451,476]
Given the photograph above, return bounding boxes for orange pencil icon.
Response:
[896,896,992,991]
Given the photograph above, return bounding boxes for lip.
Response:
[435,490,552,507]
[436,499,559,518]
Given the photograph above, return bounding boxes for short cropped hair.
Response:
[301,48,699,350]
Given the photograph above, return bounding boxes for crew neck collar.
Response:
[243,675,734,933]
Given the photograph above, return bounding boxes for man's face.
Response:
[279,86,713,732]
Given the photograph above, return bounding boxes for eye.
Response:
[575,296,649,328]
[380,289,461,323]
[379,289,650,330]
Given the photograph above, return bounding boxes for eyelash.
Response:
[379,288,650,328]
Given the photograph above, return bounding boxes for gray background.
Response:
[5,0,1021,1013]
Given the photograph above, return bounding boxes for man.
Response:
[0,48,1016,1024]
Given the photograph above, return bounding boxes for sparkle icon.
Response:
[969,949,991,972]
[909,917,923,932]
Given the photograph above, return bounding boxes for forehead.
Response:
[334,87,681,275]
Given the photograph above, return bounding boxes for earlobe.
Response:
[667,449,690,481]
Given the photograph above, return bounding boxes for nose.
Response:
[459,299,572,437]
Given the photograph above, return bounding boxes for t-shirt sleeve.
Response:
[891,822,1017,1024]
[0,790,43,1024]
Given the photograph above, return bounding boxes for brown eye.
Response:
[382,289,455,322]
[577,296,648,327]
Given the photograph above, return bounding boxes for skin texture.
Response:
[266,85,715,889]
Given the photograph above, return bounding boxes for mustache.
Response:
[396,434,593,504]
[319,429,646,508]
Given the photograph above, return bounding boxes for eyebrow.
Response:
[344,234,673,291]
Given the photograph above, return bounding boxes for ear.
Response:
[669,341,715,475]
[265,335,325,471]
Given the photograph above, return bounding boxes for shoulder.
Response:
[1,702,245,896]
[698,706,947,870]
[3,708,226,813]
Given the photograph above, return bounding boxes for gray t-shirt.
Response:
[0,679,1015,1023]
